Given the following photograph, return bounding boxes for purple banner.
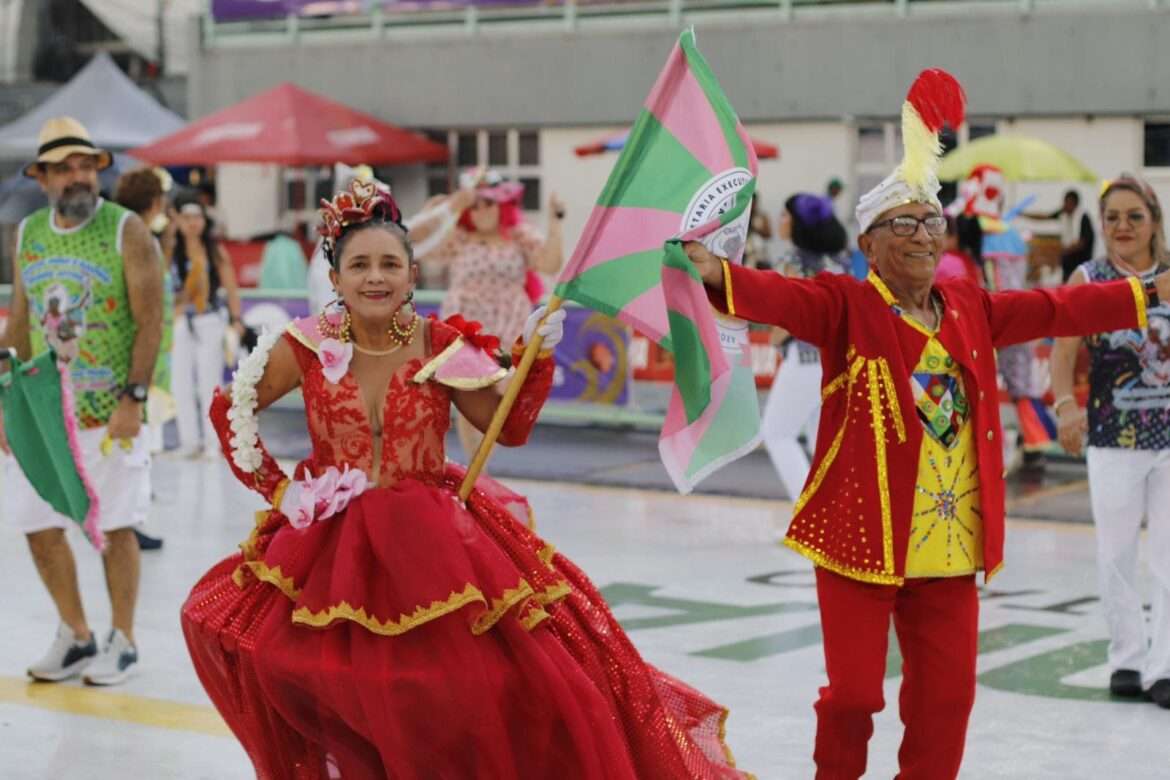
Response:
[212,0,545,22]
[239,295,631,406]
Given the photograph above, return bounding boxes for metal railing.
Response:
[203,0,1166,45]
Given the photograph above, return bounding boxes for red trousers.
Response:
[813,567,979,780]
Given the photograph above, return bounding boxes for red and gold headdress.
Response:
[317,178,404,246]
[855,69,966,233]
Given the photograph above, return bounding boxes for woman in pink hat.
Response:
[416,169,566,463]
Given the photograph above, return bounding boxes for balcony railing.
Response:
[203,0,1165,44]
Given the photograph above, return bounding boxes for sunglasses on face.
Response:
[868,215,947,237]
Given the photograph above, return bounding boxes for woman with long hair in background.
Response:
[169,191,244,458]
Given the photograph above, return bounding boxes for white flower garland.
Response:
[227,328,282,473]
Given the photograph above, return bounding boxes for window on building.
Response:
[487,131,508,166]
[425,129,542,210]
[1144,122,1170,168]
[424,129,452,196]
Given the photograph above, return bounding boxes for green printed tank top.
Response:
[19,200,135,428]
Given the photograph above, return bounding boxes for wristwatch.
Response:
[1144,279,1160,309]
[121,383,148,403]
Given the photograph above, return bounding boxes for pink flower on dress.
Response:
[319,338,352,384]
[279,466,369,528]
[320,467,368,518]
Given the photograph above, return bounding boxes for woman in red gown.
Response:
[181,181,751,780]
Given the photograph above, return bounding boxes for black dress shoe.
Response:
[1148,679,1170,709]
[1110,669,1143,697]
[133,529,164,551]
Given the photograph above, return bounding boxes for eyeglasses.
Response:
[868,215,947,237]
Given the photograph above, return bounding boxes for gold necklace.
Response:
[352,341,403,357]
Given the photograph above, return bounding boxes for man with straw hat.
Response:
[0,116,163,685]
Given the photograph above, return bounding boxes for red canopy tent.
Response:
[575,130,779,160]
[131,83,448,166]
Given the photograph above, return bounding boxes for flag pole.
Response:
[459,295,564,501]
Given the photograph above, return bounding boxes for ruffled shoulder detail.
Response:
[414,316,507,390]
[285,314,326,355]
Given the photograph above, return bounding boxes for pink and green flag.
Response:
[554,27,762,493]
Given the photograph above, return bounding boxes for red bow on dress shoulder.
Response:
[433,314,502,355]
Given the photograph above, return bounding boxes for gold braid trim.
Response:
[820,370,850,401]
[794,356,863,514]
[1128,276,1149,330]
[876,357,908,444]
[239,510,275,561]
[721,259,736,317]
[231,566,249,589]
[245,561,302,600]
[471,581,536,635]
[533,580,572,607]
[520,605,551,631]
[867,361,896,576]
[291,583,487,636]
[270,479,291,514]
[783,538,904,586]
[537,543,557,566]
[412,336,464,383]
[284,322,318,355]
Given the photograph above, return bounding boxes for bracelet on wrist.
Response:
[1053,395,1076,413]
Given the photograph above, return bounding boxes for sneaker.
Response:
[1110,669,1144,697]
[133,528,164,551]
[27,623,97,682]
[82,629,138,686]
[1148,679,1170,709]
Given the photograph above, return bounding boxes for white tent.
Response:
[0,52,185,159]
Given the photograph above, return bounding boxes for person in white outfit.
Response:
[760,193,849,501]
[169,191,243,458]
[1050,174,1170,708]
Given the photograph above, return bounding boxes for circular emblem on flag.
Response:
[682,167,753,264]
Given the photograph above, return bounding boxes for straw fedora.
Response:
[23,116,113,178]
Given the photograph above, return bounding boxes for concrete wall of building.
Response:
[191,5,1170,127]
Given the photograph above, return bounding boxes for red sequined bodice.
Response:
[288,321,459,488]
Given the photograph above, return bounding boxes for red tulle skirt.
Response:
[181,465,751,780]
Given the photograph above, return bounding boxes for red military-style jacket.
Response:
[712,263,1147,585]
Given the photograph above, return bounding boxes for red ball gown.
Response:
[181,315,752,780]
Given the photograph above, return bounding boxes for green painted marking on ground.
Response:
[692,623,823,661]
[887,623,1071,678]
[602,582,816,631]
[977,639,1144,702]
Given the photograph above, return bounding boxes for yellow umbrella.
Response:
[938,135,1098,183]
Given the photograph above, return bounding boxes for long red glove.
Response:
[209,387,289,505]
[498,343,555,446]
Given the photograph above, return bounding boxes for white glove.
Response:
[522,306,567,350]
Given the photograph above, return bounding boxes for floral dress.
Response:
[180,316,750,780]
[430,224,545,347]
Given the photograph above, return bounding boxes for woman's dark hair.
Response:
[954,214,984,264]
[784,194,847,255]
[325,202,415,270]
[172,190,221,297]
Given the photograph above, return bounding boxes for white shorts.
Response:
[3,426,151,535]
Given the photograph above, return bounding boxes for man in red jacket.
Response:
[686,70,1167,779]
